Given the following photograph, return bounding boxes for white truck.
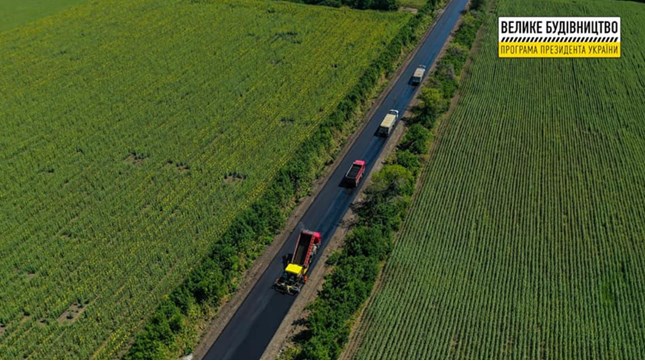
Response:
[411,65,426,85]
[377,109,399,137]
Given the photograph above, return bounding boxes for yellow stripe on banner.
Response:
[498,42,621,58]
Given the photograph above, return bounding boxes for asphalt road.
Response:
[203,0,469,358]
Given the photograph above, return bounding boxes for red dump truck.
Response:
[343,160,366,188]
[274,230,321,295]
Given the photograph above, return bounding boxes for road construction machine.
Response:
[274,230,321,295]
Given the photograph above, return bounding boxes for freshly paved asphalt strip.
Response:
[204,0,469,358]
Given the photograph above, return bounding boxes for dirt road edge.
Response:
[191,5,442,359]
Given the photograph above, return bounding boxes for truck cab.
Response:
[377,109,399,137]
[411,64,426,85]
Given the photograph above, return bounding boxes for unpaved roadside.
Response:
[261,118,406,360]
[261,1,472,358]
[191,8,430,358]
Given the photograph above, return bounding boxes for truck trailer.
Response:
[411,64,426,85]
[343,160,366,188]
[274,230,322,295]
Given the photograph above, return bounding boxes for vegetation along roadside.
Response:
[283,1,487,359]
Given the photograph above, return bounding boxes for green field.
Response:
[350,0,645,358]
[0,0,87,32]
[0,0,409,358]
[398,0,427,10]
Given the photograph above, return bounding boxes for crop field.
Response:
[0,0,87,32]
[0,0,409,358]
[350,0,645,359]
